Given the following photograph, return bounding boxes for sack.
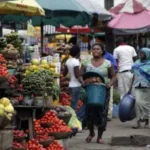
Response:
[112,104,119,118]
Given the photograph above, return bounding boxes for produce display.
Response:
[52,106,71,117]
[46,140,64,150]
[13,141,26,149]
[59,93,71,106]
[22,70,53,96]
[6,32,22,54]
[34,120,45,135]
[0,63,10,82]
[0,38,79,150]
[25,59,58,77]
[0,97,15,117]
[13,130,27,138]
[26,139,45,150]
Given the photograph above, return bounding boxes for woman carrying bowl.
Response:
[81,43,116,144]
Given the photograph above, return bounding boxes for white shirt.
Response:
[113,45,137,72]
[66,58,81,88]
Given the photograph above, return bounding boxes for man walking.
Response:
[113,37,137,99]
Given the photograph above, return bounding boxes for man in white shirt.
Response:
[64,45,82,110]
[113,37,137,99]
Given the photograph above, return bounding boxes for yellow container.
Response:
[52,100,59,106]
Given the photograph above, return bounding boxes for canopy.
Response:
[76,0,112,21]
[108,0,150,34]
[0,0,45,16]
[31,0,91,27]
[56,25,100,33]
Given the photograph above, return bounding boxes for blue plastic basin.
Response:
[119,93,136,122]
[85,84,106,106]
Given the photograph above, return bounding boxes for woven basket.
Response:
[57,114,72,125]
[41,123,53,128]
[12,147,26,150]
[13,135,27,142]
[39,137,55,148]
[49,132,71,139]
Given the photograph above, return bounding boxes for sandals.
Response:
[85,133,95,143]
[97,139,104,144]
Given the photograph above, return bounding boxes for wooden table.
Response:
[14,106,45,139]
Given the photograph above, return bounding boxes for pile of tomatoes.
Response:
[26,139,45,150]
[0,64,10,78]
[59,93,71,106]
[34,119,45,135]
[46,140,64,150]
[45,123,71,134]
[39,110,71,134]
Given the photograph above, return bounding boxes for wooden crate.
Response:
[0,130,13,150]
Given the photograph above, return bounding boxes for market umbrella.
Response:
[56,25,100,33]
[76,0,112,21]
[0,0,45,16]
[108,0,150,34]
[31,0,91,27]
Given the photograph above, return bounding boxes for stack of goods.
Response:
[0,32,24,73]
[12,111,66,150]
[5,32,22,54]
[39,110,71,139]
[13,130,27,150]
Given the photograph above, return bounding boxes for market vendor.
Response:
[63,45,82,110]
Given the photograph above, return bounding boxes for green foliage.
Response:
[113,90,120,105]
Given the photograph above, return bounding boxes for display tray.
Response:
[39,137,55,148]
[49,132,71,139]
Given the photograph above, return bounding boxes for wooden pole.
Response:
[104,0,114,53]
[41,21,44,53]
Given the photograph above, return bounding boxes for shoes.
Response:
[132,120,141,129]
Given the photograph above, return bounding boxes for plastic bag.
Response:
[67,106,82,130]
[112,104,119,118]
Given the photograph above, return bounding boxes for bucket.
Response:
[85,84,106,106]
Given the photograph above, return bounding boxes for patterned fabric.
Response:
[132,48,150,87]
[82,59,111,84]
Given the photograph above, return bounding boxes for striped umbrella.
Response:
[108,0,150,34]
